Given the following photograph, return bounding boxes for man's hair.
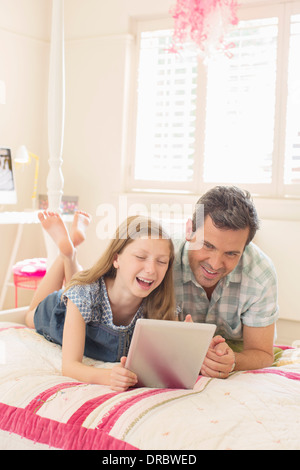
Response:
[192,186,260,245]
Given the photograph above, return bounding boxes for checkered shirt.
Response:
[173,240,279,341]
[63,277,144,330]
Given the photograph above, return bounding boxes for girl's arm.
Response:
[62,299,137,390]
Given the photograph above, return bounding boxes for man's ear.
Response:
[185,218,193,241]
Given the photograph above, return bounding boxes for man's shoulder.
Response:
[241,242,277,284]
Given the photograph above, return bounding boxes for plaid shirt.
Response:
[173,241,279,341]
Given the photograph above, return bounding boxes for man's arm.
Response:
[234,323,275,370]
[201,323,275,378]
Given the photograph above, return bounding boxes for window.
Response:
[128,2,300,198]
[203,17,278,187]
[133,29,198,192]
[284,13,300,187]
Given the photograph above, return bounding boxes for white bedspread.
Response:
[1,323,300,450]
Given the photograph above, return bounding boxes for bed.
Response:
[1,1,300,452]
[1,320,300,450]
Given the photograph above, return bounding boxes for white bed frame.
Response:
[0,307,27,324]
[47,0,65,213]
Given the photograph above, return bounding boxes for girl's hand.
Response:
[110,356,138,392]
[184,314,193,323]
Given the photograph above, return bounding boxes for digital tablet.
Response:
[125,319,216,389]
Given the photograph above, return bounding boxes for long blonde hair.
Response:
[65,215,176,321]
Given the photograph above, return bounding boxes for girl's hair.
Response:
[65,215,176,321]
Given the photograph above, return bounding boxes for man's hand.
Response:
[184,317,235,378]
[201,336,235,379]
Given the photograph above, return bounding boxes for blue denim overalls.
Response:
[34,282,143,362]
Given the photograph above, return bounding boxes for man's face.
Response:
[186,215,249,297]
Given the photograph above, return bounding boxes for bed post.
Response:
[47,0,65,213]
[44,0,65,265]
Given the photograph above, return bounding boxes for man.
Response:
[174,186,279,378]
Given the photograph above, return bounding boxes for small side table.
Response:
[0,211,73,309]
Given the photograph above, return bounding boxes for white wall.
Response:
[61,0,176,267]
[254,220,300,322]
[0,0,52,306]
[0,0,50,207]
[0,0,299,344]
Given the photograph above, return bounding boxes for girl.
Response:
[25,210,176,391]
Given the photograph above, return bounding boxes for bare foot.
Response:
[38,211,74,258]
[70,211,91,247]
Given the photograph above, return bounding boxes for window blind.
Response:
[203,18,278,185]
[284,14,300,185]
[134,30,198,185]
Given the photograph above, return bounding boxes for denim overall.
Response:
[34,288,140,362]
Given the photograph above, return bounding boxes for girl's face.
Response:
[113,237,171,299]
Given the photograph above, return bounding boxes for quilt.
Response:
[1,323,300,450]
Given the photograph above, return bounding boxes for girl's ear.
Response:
[113,254,119,269]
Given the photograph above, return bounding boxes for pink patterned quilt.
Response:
[1,323,300,450]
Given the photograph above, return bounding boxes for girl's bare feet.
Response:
[70,211,91,247]
[38,211,74,258]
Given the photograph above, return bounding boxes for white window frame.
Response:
[126,1,300,198]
